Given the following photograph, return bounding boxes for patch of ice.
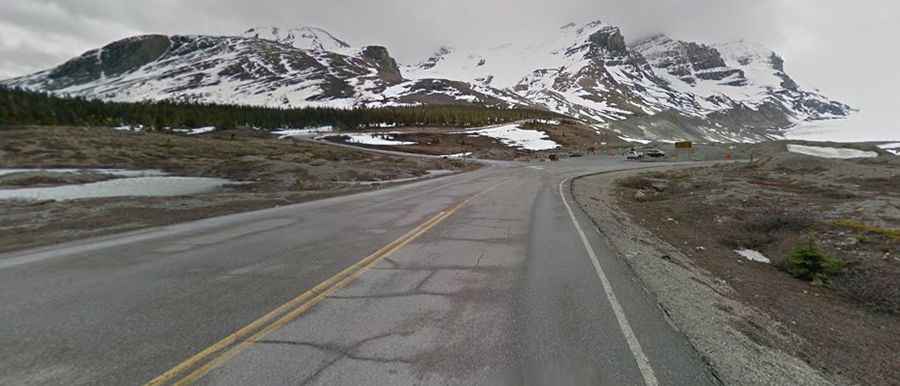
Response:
[114,125,144,132]
[443,152,473,158]
[272,126,334,139]
[787,144,878,159]
[171,126,217,135]
[0,176,240,201]
[735,249,771,264]
[343,133,415,146]
[188,126,216,135]
[0,168,168,177]
[466,124,559,151]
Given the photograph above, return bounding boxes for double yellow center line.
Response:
[146,181,505,385]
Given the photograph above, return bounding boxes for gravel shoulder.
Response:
[574,152,899,385]
[572,166,846,386]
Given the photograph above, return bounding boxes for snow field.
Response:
[466,124,559,151]
[787,144,878,159]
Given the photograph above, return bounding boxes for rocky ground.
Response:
[574,150,899,385]
[0,126,470,253]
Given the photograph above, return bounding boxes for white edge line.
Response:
[558,177,659,386]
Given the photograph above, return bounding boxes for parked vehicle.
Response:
[625,150,642,160]
[642,148,667,158]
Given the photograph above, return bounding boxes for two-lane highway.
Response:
[0,157,717,385]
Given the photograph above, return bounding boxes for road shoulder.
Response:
[571,169,840,386]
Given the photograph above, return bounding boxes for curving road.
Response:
[0,156,718,386]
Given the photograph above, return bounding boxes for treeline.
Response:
[0,87,566,130]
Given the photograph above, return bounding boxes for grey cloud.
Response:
[0,0,785,66]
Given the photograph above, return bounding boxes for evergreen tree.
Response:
[0,86,567,130]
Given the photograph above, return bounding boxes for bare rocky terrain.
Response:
[574,150,899,385]
[0,126,470,253]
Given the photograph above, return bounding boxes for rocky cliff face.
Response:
[624,34,852,140]
[361,46,403,84]
[21,35,172,91]
[2,21,852,142]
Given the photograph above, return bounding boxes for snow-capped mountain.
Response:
[405,23,850,141]
[1,20,851,142]
[1,28,522,110]
[624,34,850,139]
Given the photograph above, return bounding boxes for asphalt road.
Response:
[0,156,718,386]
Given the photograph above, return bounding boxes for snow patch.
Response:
[0,168,168,177]
[735,249,771,264]
[188,126,216,135]
[787,144,878,159]
[466,124,559,151]
[114,125,144,132]
[272,126,334,139]
[878,143,900,155]
[343,133,415,146]
[618,136,652,144]
[443,152,473,158]
[172,126,216,135]
[0,176,240,201]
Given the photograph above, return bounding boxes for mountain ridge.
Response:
[1,20,851,143]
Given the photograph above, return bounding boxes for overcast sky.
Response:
[2,0,897,139]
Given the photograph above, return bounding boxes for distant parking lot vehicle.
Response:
[625,151,642,160]
[642,148,666,158]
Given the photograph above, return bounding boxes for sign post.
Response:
[675,141,693,161]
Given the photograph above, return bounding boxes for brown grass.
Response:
[718,210,815,250]
[833,219,900,242]
[617,175,657,190]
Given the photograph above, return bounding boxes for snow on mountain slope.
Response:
[1,20,852,142]
[403,22,850,141]
[404,22,591,89]
[1,34,381,108]
[0,28,526,109]
[405,21,694,122]
[630,34,851,122]
[631,35,762,107]
[243,26,354,54]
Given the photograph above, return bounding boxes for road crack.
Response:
[255,333,413,385]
